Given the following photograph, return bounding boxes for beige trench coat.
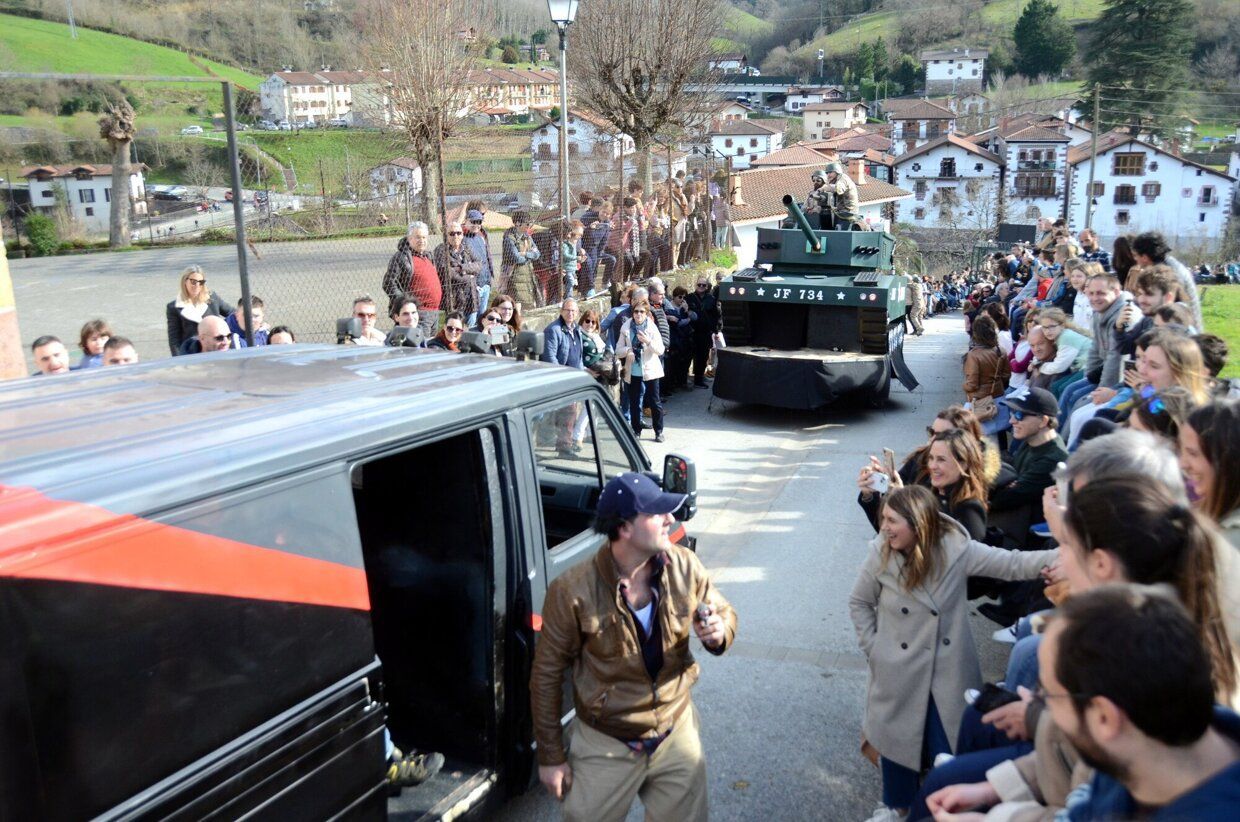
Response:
[849,518,1057,770]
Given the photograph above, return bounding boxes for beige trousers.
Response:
[562,703,708,822]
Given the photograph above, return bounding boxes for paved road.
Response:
[494,312,1004,822]
[9,234,506,366]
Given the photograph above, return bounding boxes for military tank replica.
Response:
[712,196,919,410]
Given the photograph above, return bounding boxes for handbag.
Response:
[970,348,1002,422]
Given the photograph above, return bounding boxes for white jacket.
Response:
[614,318,665,382]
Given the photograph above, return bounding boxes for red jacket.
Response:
[410,254,442,310]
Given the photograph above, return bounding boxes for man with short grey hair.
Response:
[383,221,441,338]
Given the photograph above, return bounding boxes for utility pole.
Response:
[1085,83,1099,230]
[65,0,77,39]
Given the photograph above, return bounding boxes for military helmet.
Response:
[824,161,845,176]
[810,169,825,181]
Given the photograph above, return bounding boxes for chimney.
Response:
[729,173,745,207]
[848,158,867,185]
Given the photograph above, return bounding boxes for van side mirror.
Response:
[663,453,697,521]
[336,317,363,344]
[385,326,425,347]
[516,331,544,359]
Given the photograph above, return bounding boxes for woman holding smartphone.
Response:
[850,486,1057,822]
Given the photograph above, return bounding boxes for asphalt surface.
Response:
[493,312,1007,822]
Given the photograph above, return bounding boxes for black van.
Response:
[0,346,697,820]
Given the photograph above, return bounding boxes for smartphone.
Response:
[1054,461,1069,506]
[1123,356,1138,375]
[868,472,890,494]
[973,683,1021,714]
[882,447,898,479]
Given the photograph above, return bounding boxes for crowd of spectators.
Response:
[853,223,1240,822]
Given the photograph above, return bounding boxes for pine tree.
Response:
[1085,0,1194,137]
[872,37,890,82]
[1013,0,1076,78]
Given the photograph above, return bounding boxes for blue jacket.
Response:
[463,232,493,287]
[72,353,103,370]
[540,317,583,369]
[226,313,268,345]
[602,304,631,351]
[581,209,611,258]
[1070,706,1240,821]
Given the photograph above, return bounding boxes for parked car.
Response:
[301,120,318,130]
[259,120,278,131]
[180,125,204,136]
[327,118,349,128]
[277,121,293,131]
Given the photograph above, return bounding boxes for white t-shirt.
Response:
[630,600,655,635]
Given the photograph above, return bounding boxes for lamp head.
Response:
[547,0,579,26]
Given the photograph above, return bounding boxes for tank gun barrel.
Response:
[781,195,821,252]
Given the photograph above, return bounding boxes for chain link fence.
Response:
[4,76,734,362]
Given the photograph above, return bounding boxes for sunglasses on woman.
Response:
[485,315,502,323]
[187,279,206,286]
[445,325,463,334]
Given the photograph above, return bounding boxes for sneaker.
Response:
[387,749,445,789]
[862,805,905,822]
[992,625,1019,644]
[933,752,956,768]
[654,433,665,443]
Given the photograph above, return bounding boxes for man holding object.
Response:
[530,473,737,821]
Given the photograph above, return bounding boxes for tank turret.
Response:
[711,195,919,409]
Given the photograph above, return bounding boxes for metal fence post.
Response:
[223,81,254,346]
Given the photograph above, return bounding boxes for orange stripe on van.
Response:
[0,484,370,611]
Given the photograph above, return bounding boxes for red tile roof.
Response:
[711,118,787,136]
[803,101,868,112]
[1004,125,1071,143]
[750,143,833,167]
[888,99,956,120]
[21,163,148,178]
[728,163,911,224]
[894,133,1002,165]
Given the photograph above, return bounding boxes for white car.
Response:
[327,118,349,128]
[277,121,293,131]
[180,125,204,135]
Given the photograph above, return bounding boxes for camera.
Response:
[487,323,512,346]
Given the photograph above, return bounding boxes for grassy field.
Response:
[0,13,262,87]
[722,6,775,40]
[980,0,1107,26]
[1202,285,1240,380]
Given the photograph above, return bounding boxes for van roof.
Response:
[0,346,594,516]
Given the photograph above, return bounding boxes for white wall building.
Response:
[921,48,988,96]
[887,100,957,156]
[1000,125,1071,225]
[709,54,748,73]
[892,134,1003,231]
[367,158,424,200]
[530,110,686,189]
[802,101,869,139]
[260,70,337,124]
[726,162,912,267]
[709,119,786,170]
[21,163,148,235]
[1065,131,1236,250]
[784,86,846,113]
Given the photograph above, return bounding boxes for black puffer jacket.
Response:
[166,293,233,355]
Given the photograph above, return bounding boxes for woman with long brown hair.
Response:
[850,485,1057,821]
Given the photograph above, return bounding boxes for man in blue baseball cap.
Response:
[530,472,736,822]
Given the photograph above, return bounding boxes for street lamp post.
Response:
[548,1,579,255]
[817,49,825,82]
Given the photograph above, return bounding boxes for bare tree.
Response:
[360,0,486,234]
[98,100,136,248]
[569,0,725,188]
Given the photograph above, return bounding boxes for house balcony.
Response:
[1197,196,1219,206]
[1113,194,1137,205]
[1017,160,1057,171]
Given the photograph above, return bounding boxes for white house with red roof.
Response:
[892,134,1003,230]
[886,99,957,156]
[22,163,148,234]
[709,119,787,169]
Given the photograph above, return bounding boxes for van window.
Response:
[528,398,639,549]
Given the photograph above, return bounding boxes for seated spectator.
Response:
[963,316,1010,412]
[1041,586,1238,819]
[1182,400,1240,550]
[857,428,990,540]
[991,387,1067,515]
[850,485,1057,822]
[102,336,139,366]
[1195,335,1228,390]
[1033,308,1092,397]
[1024,325,1058,391]
[1007,312,1040,393]
[344,296,387,346]
[390,294,419,330]
[1115,264,1186,356]
[1131,231,1202,328]
[30,335,70,376]
[181,315,247,354]
[167,265,233,355]
[1069,261,1097,328]
[1127,385,1198,445]
[226,295,269,346]
[426,312,465,351]
[1152,302,1195,330]
[268,326,296,344]
[982,303,1012,356]
[73,319,111,369]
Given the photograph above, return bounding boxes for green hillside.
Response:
[0,13,262,87]
[722,6,776,40]
[795,0,1105,59]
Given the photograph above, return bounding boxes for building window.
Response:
[974,163,984,172]
[1199,186,1217,205]
[1025,204,1041,220]
[1015,174,1056,196]
[914,180,927,199]
[914,208,925,219]
[41,190,53,198]
[1115,210,1130,225]
[750,138,758,147]
[84,207,94,216]
[736,147,743,156]
[724,138,733,148]
[971,69,978,76]
[1113,184,1137,205]
[939,158,956,178]
[1200,212,1206,222]
[79,189,95,203]
[1141,182,1161,200]
[1091,181,1105,196]
[1112,152,1145,176]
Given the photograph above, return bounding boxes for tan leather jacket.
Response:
[530,542,737,766]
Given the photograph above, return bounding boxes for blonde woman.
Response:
[850,485,1057,822]
[1033,307,1093,397]
[166,265,233,355]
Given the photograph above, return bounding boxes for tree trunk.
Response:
[415,146,439,228]
[634,136,653,192]
[108,139,133,248]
